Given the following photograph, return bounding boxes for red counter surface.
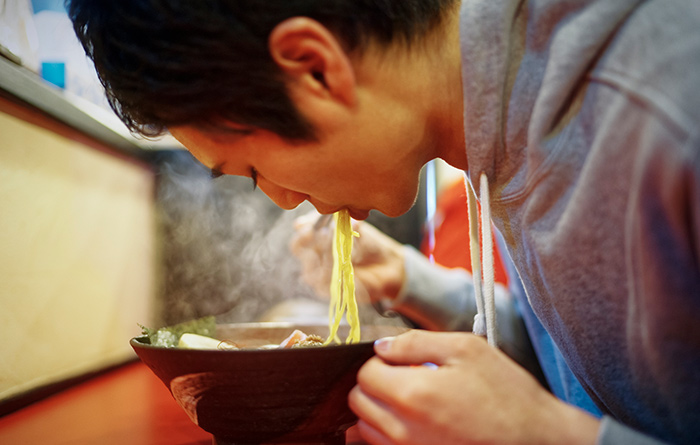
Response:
[0,362,366,445]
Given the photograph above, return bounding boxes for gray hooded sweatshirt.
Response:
[392,0,700,444]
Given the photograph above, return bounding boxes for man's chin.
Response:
[381,198,419,219]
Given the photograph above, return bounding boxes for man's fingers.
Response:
[373,330,487,367]
[349,384,408,445]
[355,356,442,414]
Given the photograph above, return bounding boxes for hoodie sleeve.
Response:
[383,244,541,376]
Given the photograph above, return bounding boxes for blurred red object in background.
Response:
[420,178,509,286]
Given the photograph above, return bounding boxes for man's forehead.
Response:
[167,126,221,168]
[170,124,247,148]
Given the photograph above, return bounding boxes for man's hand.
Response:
[290,212,406,305]
[349,330,601,445]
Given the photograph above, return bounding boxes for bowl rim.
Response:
[130,321,383,352]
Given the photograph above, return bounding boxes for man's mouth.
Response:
[311,200,371,221]
[347,208,370,221]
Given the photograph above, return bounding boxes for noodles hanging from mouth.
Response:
[325,209,361,344]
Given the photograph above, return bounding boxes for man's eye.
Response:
[251,168,258,190]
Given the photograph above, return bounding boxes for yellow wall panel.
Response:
[0,109,156,401]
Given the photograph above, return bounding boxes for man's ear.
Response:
[268,17,357,108]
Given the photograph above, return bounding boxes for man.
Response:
[68,0,700,443]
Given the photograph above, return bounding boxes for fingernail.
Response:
[374,337,394,353]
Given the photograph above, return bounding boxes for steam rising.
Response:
[154,151,316,325]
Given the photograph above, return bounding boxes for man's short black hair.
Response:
[67,0,456,140]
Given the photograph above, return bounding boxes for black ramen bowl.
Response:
[130,322,408,445]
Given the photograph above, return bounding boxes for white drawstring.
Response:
[465,172,498,347]
[466,174,485,335]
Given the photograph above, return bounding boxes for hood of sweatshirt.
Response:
[459,0,644,198]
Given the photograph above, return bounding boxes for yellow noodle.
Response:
[325,209,361,344]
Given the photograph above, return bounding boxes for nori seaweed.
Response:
[139,316,217,348]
